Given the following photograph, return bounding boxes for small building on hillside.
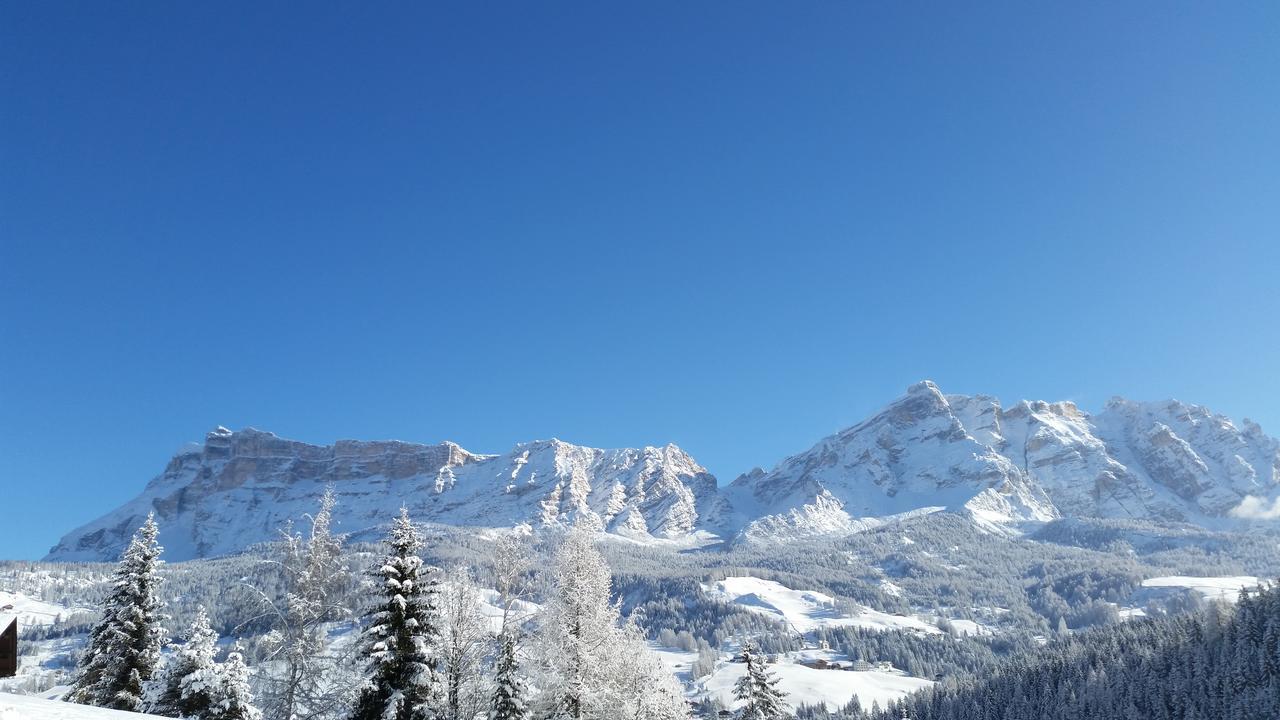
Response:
[0,614,17,677]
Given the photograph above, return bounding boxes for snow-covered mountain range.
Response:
[46,381,1280,561]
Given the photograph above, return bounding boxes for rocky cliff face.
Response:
[47,428,722,561]
[46,383,1280,561]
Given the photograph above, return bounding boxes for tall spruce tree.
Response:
[488,632,527,720]
[350,508,444,720]
[733,642,787,720]
[70,513,168,712]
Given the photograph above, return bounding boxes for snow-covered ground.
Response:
[0,692,167,720]
[661,578,942,711]
[702,577,940,635]
[475,589,540,635]
[697,650,932,712]
[0,591,90,696]
[1140,575,1260,602]
[1117,575,1263,621]
[648,643,699,683]
[944,619,990,637]
[0,591,92,627]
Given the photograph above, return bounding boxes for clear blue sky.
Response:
[2,3,1277,560]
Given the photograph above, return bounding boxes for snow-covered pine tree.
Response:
[488,632,527,720]
[69,513,168,712]
[733,642,787,720]
[210,650,263,720]
[147,605,220,718]
[350,508,444,720]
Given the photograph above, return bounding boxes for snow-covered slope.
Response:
[725,382,1060,541]
[728,382,1280,543]
[0,591,92,628]
[701,577,940,635]
[1139,575,1261,602]
[0,693,168,720]
[698,651,932,713]
[45,383,1280,561]
[47,428,722,561]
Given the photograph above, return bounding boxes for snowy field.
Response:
[0,692,167,720]
[0,591,89,696]
[648,644,699,682]
[1140,575,1260,602]
[697,650,932,712]
[945,618,991,637]
[702,576,940,635]
[0,591,92,627]
[1118,575,1263,620]
[656,576,946,713]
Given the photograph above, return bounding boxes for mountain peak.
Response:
[906,379,945,398]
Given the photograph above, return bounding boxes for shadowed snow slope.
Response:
[46,382,1280,561]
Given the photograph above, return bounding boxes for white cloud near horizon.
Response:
[1230,494,1280,520]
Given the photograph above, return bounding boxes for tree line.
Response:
[61,491,696,720]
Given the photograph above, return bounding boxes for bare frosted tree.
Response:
[490,532,532,635]
[439,567,492,720]
[531,528,688,720]
[246,489,353,720]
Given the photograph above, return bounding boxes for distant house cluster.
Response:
[797,655,897,673]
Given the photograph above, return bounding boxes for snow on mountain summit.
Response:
[45,383,1280,561]
[46,428,720,562]
[727,383,1279,543]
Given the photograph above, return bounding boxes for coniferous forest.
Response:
[856,582,1280,720]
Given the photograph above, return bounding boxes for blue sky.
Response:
[2,3,1277,560]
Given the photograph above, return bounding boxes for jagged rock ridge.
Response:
[47,427,721,561]
[46,382,1280,560]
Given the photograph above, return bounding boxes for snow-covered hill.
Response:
[45,382,1280,561]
